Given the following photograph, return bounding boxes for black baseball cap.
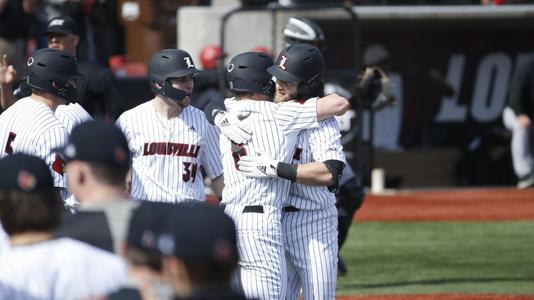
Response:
[166,204,238,267]
[128,203,238,268]
[127,202,177,255]
[44,16,79,36]
[0,153,53,192]
[53,120,129,167]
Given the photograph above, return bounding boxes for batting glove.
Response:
[238,153,279,178]
[214,110,252,144]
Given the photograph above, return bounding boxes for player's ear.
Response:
[73,35,80,46]
[121,242,129,258]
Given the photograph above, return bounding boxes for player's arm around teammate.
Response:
[237,44,346,190]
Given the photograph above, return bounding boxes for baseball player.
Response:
[205,49,349,299]
[283,16,367,275]
[0,48,81,198]
[116,49,224,203]
[237,43,345,299]
[0,153,126,299]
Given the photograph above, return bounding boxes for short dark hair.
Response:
[233,91,255,100]
[87,162,129,187]
[126,246,163,272]
[184,260,236,287]
[298,80,325,100]
[0,188,63,235]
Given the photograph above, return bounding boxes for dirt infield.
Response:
[356,188,534,222]
[337,294,534,300]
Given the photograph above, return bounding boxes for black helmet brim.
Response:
[267,65,301,83]
[166,67,200,79]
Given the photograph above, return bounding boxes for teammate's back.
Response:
[0,97,68,187]
[221,98,319,208]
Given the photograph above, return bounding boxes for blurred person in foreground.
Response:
[160,203,245,299]
[110,202,245,300]
[0,153,126,299]
[54,120,136,253]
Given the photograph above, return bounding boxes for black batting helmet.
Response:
[267,44,324,98]
[226,52,275,97]
[283,17,326,51]
[148,49,200,104]
[26,48,82,102]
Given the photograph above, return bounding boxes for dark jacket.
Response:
[508,58,534,118]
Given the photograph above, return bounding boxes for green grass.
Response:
[336,221,534,295]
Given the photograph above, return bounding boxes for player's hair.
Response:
[0,188,63,235]
[233,91,254,99]
[87,162,129,187]
[125,246,163,272]
[302,80,325,99]
[183,260,236,287]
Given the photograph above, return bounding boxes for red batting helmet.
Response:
[199,45,222,70]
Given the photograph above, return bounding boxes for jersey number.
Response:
[4,132,16,154]
[231,142,248,169]
[183,162,198,183]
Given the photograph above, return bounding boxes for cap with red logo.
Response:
[0,153,53,192]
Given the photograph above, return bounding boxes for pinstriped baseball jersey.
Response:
[116,100,222,203]
[56,103,93,133]
[0,237,126,299]
[221,97,320,208]
[283,117,345,300]
[286,117,346,209]
[0,97,68,189]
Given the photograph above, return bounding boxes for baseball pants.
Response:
[223,203,287,300]
[283,205,338,300]
[503,107,534,178]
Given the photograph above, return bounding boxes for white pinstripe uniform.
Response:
[283,117,345,300]
[56,103,93,133]
[0,237,126,299]
[221,97,319,300]
[55,102,93,207]
[0,97,68,190]
[116,101,222,203]
[0,99,91,250]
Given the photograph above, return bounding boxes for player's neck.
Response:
[31,92,67,111]
[77,185,127,205]
[10,231,53,246]
[154,96,183,119]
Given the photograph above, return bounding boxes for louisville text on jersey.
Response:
[143,142,200,157]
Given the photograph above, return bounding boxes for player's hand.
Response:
[238,152,279,178]
[0,54,17,86]
[214,110,252,144]
[517,114,531,128]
